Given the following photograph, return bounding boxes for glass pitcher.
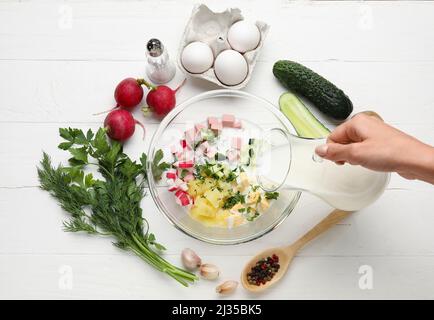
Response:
[256,128,390,211]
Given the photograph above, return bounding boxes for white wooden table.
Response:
[1,0,434,300]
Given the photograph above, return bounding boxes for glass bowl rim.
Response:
[146,89,302,245]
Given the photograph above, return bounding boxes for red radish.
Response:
[114,78,145,109]
[142,79,186,117]
[104,109,145,141]
[94,78,146,115]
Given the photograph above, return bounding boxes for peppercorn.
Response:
[246,254,280,286]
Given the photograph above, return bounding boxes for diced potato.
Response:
[216,209,231,221]
[187,180,204,197]
[217,180,232,192]
[230,203,244,214]
[203,178,216,191]
[247,191,260,204]
[259,198,270,211]
[233,214,245,227]
[238,172,250,191]
[190,197,218,218]
[187,178,216,197]
[204,189,224,208]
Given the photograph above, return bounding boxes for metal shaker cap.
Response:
[146,38,164,57]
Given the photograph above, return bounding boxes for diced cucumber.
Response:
[240,147,250,165]
[200,129,215,142]
[223,167,231,176]
[215,171,224,179]
[279,92,330,138]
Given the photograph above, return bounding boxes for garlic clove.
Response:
[200,263,220,280]
[181,248,202,270]
[216,280,238,295]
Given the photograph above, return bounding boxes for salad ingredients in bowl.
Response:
[147,90,301,245]
[163,114,280,228]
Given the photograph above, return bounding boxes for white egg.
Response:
[227,20,261,53]
[214,50,248,86]
[181,41,214,74]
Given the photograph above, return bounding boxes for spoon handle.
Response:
[288,209,351,252]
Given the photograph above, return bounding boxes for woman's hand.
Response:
[315,113,434,184]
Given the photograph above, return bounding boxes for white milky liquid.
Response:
[259,135,390,211]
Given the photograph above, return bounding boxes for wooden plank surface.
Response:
[1,0,434,299]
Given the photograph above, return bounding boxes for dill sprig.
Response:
[37,127,197,286]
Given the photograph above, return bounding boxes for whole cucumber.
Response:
[273,60,353,120]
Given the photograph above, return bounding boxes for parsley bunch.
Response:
[37,127,197,286]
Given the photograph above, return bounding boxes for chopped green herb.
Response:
[180,169,189,179]
[246,211,260,222]
[222,191,245,209]
[265,192,279,200]
[225,171,237,183]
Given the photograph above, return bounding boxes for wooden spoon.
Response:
[241,209,351,293]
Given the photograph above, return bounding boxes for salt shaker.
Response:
[145,38,176,84]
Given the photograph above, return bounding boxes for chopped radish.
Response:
[175,189,191,206]
[166,172,177,180]
[183,174,194,182]
[194,150,203,159]
[170,144,181,154]
[207,117,218,127]
[185,128,196,146]
[231,136,243,150]
[168,186,178,192]
[197,141,209,152]
[206,146,217,159]
[181,150,194,162]
[233,120,242,129]
[174,178,184,186]
[195,123,206,132]
[175,189,185,197]
[176,193,191,206]
[179,182,189,192]
[222,114,235,127]
[210,121,222,134]
[227,149,240,163]
[178,161,194,168]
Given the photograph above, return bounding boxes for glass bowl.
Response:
[147,90,301,245]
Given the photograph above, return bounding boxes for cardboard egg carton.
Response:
[177,4,270,89]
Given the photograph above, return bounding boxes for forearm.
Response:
[401,143,434,185]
